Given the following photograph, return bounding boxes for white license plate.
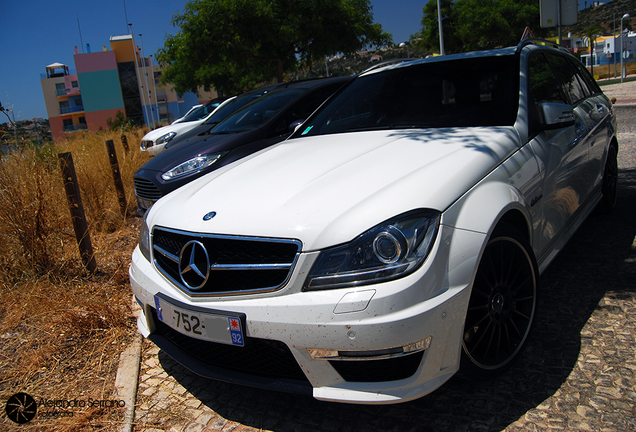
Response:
[154,295,244,346]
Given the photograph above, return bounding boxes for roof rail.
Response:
[517,38,571,54]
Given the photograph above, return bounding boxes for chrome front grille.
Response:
[152,227,301,296]
[134,177,162,200]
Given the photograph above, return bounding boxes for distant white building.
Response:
[580,31,635,68]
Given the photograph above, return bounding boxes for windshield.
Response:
[211,89,304,133]
[204,92,265,125]
[298,56,518,137]
[181,100,224,122]
[180,105,205,122]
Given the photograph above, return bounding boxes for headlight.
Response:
[161,153,226,181]
[139,211,151,262]
[156,132,177,146]
[303,209,440,291]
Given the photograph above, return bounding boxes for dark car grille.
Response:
[134,177,162,200]
[151,308,309,382]
[152,227,301,296]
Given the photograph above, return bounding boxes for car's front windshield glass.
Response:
[298,55,518,137]
[211,89,304,133]
[180,105,205,122]
[203,91,269,125]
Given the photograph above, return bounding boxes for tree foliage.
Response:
[581,25,602,75]
[156,0,391,95]
[415,0,547,54]
[106,110,134,131]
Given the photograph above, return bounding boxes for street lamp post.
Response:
[621,13,630,83]
[437,0,445,55]
[614,12,617,78]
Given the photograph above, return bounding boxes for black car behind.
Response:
[134,76,352,213]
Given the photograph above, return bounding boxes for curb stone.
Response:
[115,296,143,432]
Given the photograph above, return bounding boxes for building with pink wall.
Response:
[40,35,216,143]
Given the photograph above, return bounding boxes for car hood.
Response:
[148,128,520,251]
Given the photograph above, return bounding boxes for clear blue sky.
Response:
[0,0,603,121]
[2,0,424,121]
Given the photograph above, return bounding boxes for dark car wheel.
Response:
[461,223,538,377]
[598,144,618,214]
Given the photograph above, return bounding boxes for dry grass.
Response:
[589,61,636,81]
[0,129,151,431]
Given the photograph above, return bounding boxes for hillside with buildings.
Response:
[563,0,635,35]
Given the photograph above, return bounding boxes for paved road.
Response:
[134,97,636,432]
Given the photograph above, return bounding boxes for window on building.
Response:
[72,81,79,88]
[63,119,73,131]
[59,100,70,114]
[55,82,66,96]
[75,98,83,107]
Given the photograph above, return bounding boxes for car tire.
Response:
[461,222,538,378]
[598,144,618,214]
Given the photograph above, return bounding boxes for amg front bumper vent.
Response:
[152,227,301,296]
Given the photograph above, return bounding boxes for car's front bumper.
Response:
[129,224,485,404]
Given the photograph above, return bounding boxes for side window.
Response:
[528,53,566,131]
[529,53,566,105]
[547,54,587,105]
[569,58,602,95]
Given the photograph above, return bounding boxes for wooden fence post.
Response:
[58,152,97,273]
[105,139,128,217]
[120,134,130,155]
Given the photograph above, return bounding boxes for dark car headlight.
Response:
[303,209,440,291]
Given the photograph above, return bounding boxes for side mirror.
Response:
[540,102,575,130]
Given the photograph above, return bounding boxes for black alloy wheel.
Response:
[461,223,538,376]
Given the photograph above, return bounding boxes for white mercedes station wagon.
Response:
[129,40,618,404]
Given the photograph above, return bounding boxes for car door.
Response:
[527,51,591,259]
[568,58,613,191]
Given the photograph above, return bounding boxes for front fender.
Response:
[441,144,540,248]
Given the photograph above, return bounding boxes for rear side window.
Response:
[569,58,602,95]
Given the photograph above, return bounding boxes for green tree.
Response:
[415,0,546,54]
[581,25,602,76]
[416,0,462,53]
[106,110,134,131]
[156,0,391,95]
